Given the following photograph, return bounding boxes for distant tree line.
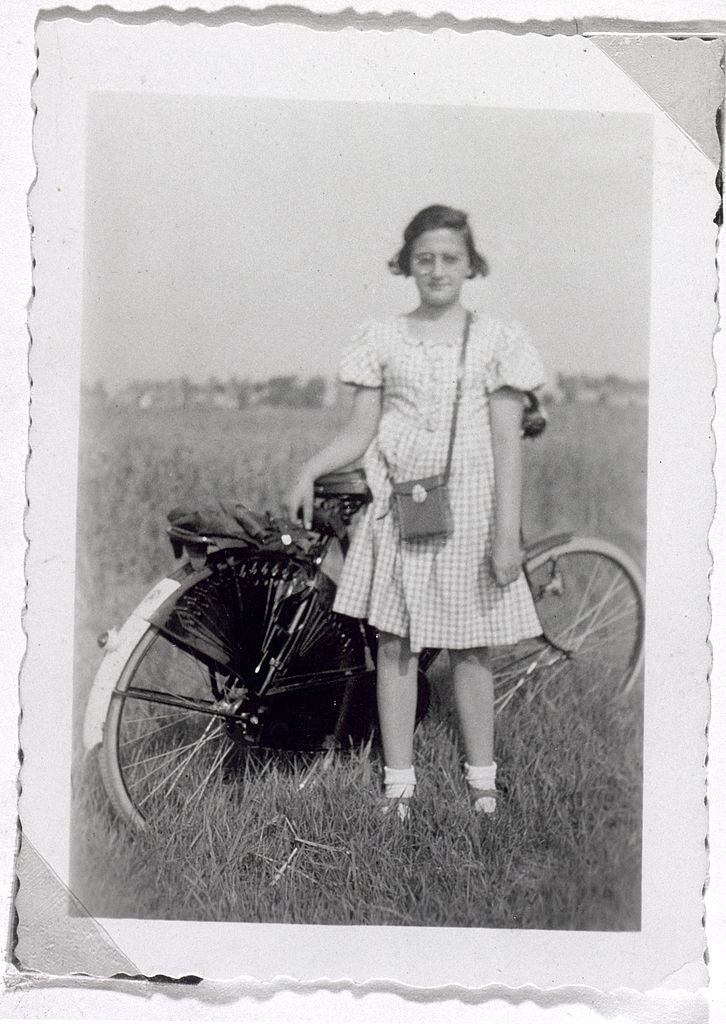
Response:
[82,371,648,412]
[83,375,335,411]
[554,373,648,406]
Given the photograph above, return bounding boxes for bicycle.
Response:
[83,468,645,831]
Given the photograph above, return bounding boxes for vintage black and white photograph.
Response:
[73,94,650,930]
[19,15,715,990]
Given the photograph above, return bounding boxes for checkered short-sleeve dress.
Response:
[331,311,545,653]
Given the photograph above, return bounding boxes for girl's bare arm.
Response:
[489,387,525,586]
[283,386,382,527]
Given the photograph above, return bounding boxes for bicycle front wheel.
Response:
[494,537,645,708]
[98,550,370,829]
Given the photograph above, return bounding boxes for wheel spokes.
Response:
[526,547,643,699]
[119,711,196,749]
[136,719,224,809]
[554,571,631,650]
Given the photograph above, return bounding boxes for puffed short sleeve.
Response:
[485,320,545,393]
[338,322,383,388]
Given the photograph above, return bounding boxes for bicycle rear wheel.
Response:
[492,537,645,709]
[99,551,372,829]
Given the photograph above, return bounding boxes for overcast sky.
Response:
[82,94,652,388]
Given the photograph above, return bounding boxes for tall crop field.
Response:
[71,398,646,929]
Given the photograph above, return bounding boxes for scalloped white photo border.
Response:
[3,1,723,1017]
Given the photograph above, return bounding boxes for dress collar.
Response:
[397,311,477,347]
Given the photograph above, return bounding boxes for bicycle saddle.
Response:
[314,468,371,498]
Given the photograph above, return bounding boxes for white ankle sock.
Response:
[465,762,497,813]
[383,765,416,800]
[464,761,497,789]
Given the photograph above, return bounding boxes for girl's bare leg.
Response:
[449,647,494,766]
[376,630,419,769]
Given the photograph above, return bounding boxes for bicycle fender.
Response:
[523,532,575,562]
[82,576,183,751]
[144,562,215,628]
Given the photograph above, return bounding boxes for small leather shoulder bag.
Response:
[391,311,471,541]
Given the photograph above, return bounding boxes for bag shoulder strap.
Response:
[442,310,472,483]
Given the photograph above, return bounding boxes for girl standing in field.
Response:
[284,205,544,819]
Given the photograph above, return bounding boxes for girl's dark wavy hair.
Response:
[388,205,489,278]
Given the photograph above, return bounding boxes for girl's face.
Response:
[409,228,471,308]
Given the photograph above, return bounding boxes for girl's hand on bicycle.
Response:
[283,473,315,530]
[492,535,523,587]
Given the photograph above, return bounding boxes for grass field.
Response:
[71,399,646,929]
